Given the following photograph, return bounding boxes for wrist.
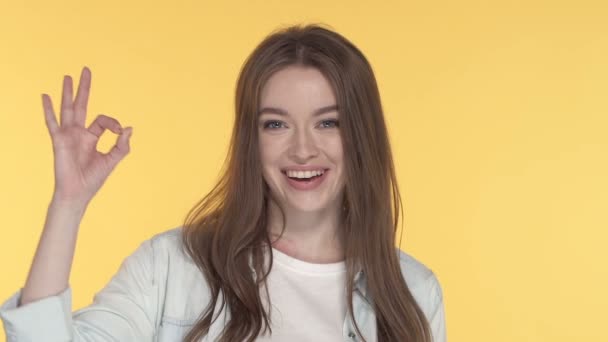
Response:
[49,195,89,213]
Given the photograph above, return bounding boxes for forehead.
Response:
[259,66,337,108]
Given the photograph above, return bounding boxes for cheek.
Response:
[324,137,343,161]
[259,134,283,156]
[258,138,274,164]
[259,142,280,179]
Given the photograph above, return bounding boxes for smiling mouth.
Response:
[288,174,323,182]
[281,169,329,182]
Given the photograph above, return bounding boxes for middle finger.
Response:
[73,67,91,127]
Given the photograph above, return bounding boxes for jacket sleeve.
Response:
[0,237,158,341]
[427,273,447,342]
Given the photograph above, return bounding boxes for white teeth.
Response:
[285,169,325,178]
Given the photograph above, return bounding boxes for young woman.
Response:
[0,24,446,342]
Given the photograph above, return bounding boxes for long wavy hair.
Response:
[180,23,432,342]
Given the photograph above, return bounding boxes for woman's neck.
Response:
[266,200,345,263]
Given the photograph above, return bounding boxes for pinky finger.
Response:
[42,94,59,135]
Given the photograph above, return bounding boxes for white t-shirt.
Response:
[257,246,348,341]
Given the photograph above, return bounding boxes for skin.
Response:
[21,67,133,305]
[258,65,346,264]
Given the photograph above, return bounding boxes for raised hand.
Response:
[42,67,133,206]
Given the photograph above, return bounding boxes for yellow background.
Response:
[1,0,607,341]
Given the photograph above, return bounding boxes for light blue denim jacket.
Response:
[0,227,447,341]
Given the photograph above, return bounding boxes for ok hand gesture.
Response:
[42,67,133,206]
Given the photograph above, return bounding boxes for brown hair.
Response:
[181,23,433,342]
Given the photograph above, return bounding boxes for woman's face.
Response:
[258,65,344,214]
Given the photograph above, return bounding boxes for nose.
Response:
[288,126,319,162]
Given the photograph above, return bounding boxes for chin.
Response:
[290,204,327,213]
[285,198,335,212]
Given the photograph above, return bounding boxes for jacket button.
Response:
[348,331,356,338]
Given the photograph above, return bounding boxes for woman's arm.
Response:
[18,66,132,304]
[0,66,142,341]
[19,197,87,306]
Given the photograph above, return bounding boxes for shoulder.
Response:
[149,225,184,244]
[396,248,444,321]
[396,248,434,289]
[141,226,187,254]
[118,226,198,291]
[145,226,196,265]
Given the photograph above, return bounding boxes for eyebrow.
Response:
[258,104,339,117]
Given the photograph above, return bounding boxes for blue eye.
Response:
[320,119,339,128]
[262,120,284,129]
[261,119,339,130]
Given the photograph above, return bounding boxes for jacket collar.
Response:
[354,267,370,302]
